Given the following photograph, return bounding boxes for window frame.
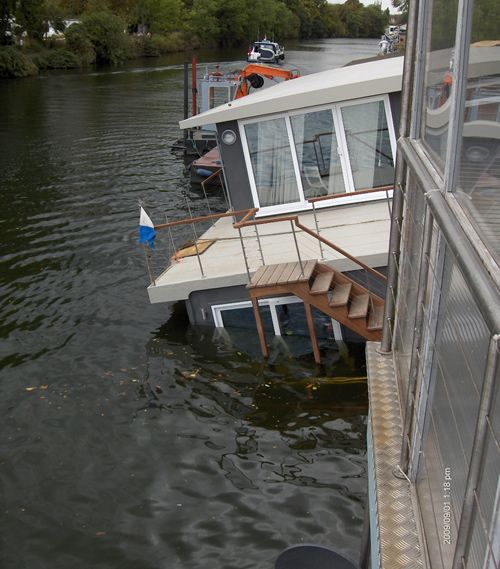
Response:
[238,95,397,217]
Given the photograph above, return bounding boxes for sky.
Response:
[328,0,399,14]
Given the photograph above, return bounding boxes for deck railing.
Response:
[146,185,392,287]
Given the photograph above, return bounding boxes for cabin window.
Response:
[209,86,232,110]
[341,100,395,191]
[244,118,301,206]
[290,109,346,197]
[240,96,396,214]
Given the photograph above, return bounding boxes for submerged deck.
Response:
[148,201,390,304]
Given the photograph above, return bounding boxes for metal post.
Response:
[186,200,205,278]
[312,201,325,260]
[183,62,189,146]
[200,179,212,216]
[451,334,500,569]
[398,206,434,473]
[143,244,155,286]
[290,220,304,275]
[238,227,251,281]
[254,224,265,265]
[165,213,177,260]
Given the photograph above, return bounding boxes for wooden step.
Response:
[249,261,316,288]
[310,271,334,295]
[349,294,370,319]
[329,283,352,307]
[367,304,384,331]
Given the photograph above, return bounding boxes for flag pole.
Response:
[143,244,155,286]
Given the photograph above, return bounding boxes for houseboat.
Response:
[145,56,404,361]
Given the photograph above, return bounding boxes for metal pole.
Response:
[312,201,325,260]
[379,0,420,354]
[143,244,155,286]
[290,220,304,275]
[451,334,500,569]
[398,206,434,473]
[186,200,205,278]
[183,62,189,146]
[254,224,264,265]
[165,213,177,260]
[238,227,251,281]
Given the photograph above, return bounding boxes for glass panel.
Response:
[455,5,500,266]
[245,119,300,207]
[208,86,231,109]
[341,100,394,190]
[290,109,346,197]
[422,0,459,164]
[221,305,273,332]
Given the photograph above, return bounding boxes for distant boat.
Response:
[247,38,285,64]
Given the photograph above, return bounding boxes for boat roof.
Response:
[180,56,404,129]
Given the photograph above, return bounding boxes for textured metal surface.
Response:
[366,342,423,569]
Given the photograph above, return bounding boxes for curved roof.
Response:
[180,56,404,129]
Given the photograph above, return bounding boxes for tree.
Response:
[16,0,46,40]
[0,0,17,45]
[81,10,127,64]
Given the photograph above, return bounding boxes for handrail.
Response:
[308,185,393,204]
[154,208,258,230]
[234,211,387,282]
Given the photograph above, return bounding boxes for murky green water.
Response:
[0,39,378,569]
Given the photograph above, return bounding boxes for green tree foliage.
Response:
[1,0,16,44]
[16,0,46,40]
[81,10,127,64]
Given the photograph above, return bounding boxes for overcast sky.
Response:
[328,0,399,14]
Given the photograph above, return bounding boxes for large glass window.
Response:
[455,6,500,266]
[244,118,300,207]
[290,109,346,197]
[341,100,395,190]
[242,97,395,212]
[422,0,460,164]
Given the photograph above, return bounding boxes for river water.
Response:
[0,39,379,569]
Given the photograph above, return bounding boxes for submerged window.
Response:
[341,100,395,190]
[244,118,300,206]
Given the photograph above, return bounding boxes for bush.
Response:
[65,23,95,65]
[81,11,128,65]
[30,48,81,69]
[0,46,38,78]
[136,32,189,57]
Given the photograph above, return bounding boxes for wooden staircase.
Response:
[248,260,385,362]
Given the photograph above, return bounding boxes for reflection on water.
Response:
[0,39,378,569]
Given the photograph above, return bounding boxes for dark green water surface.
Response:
[0,39,378,569]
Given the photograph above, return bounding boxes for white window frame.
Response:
[238,95,397,217]
[211,296,343,341]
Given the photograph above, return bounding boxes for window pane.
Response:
[455,6,500,266]
[290,109,346,197]
[341,101,394,190]
[208,86,231,109]
[422,0,459,164]
[221,305,273,332]
[245,119,300,207]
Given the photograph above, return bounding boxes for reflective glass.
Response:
[245,119,300,207]
[341,100,394,190]
[422,0,459,164]
[290,109,346,197]
[455,5,500,266]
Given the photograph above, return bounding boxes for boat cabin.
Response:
[146,57,404,355]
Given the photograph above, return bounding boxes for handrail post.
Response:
[187,201,205,278]
[255,224,265,265]
[238,227,251,281]
[290,220,304,275]
[165,213,177,260]
[312,201,325,260]
[143,244,155,286]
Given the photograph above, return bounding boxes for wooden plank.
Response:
[249,264,271,288]
[329,283,352,307]
[304,302,321,364]
[288,260,316,284]
[269,263,290,285]
[349,294,370,319]
[258,263,284,287]
[310,271,334,295]
[367,304,384,331]
[274,262,297,285]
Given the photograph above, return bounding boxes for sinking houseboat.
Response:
[145,57,404,361]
